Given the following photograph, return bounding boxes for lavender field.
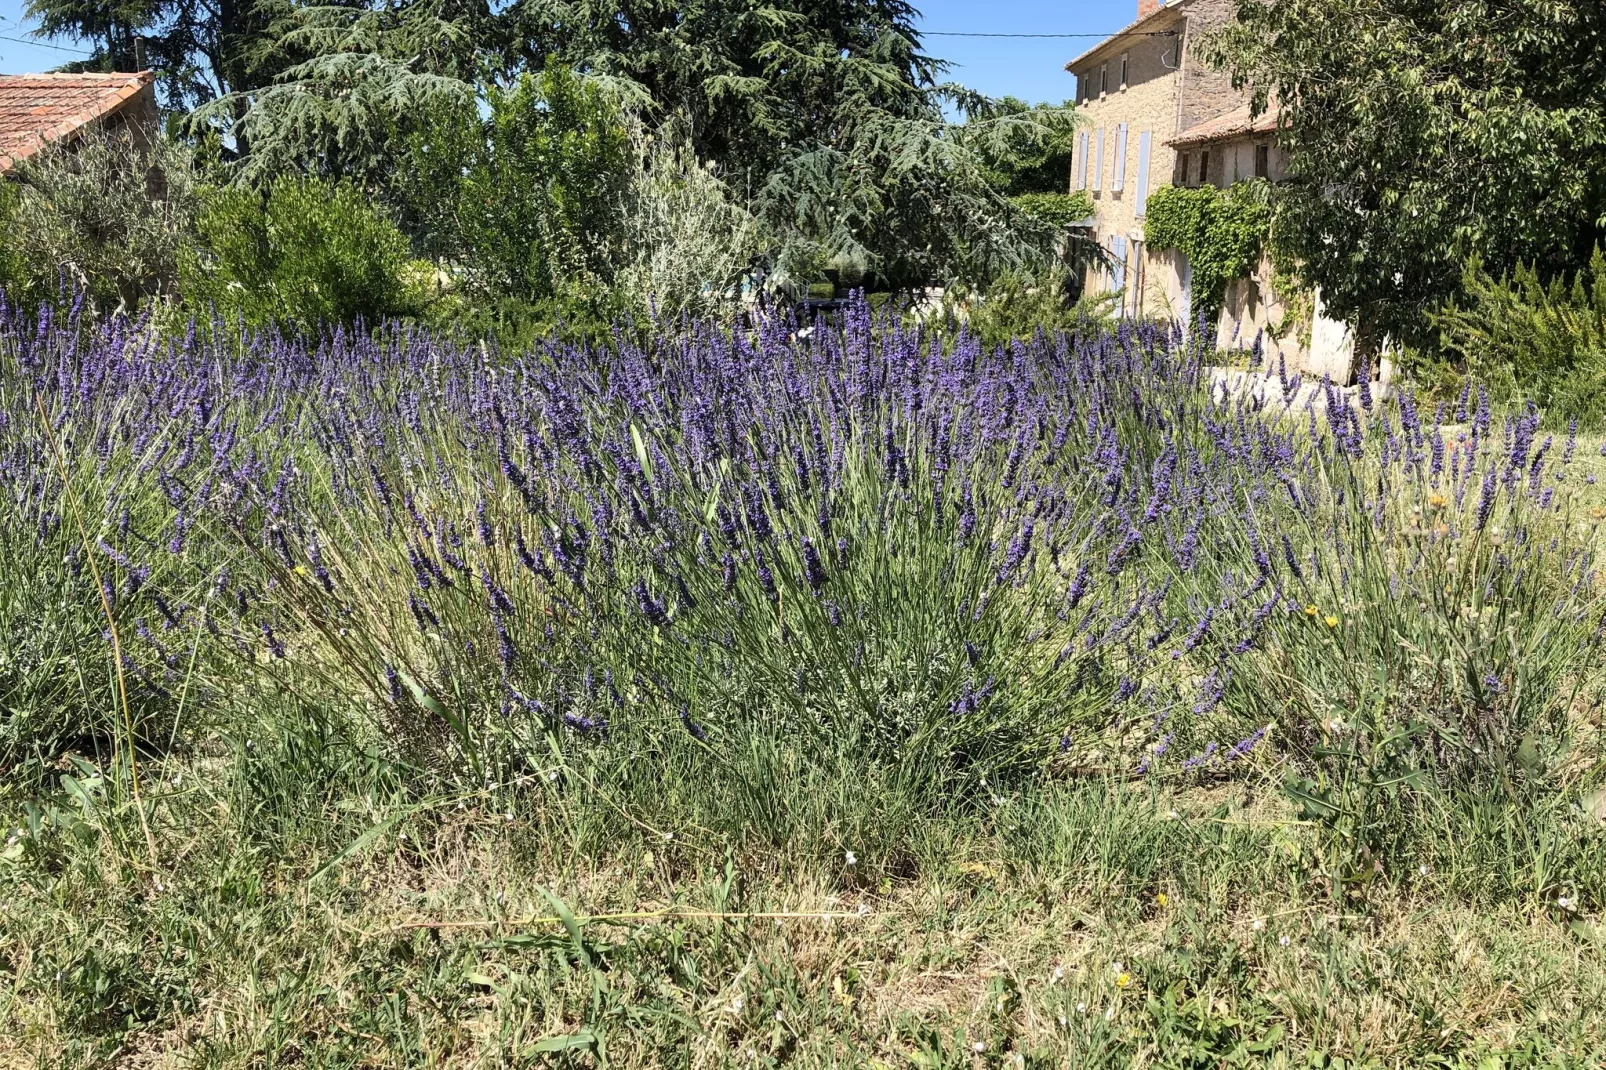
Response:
[3,301,1605,1065]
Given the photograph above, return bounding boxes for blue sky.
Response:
[1,0,1130,103]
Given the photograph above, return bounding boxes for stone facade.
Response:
[1065,0,1356,379]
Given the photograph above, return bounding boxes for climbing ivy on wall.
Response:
[1144,180,1271,322]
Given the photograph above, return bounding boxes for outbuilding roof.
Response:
[1168,102,1281,146]
[0,71,155,172]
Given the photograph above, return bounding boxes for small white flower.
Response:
[973,1041,987,1053]
[844,849,857,866]
[1166,808,1180,820]
[856,903,869,916]
[504,811,514,823]
[1057,1014,1068,1027]
[1110,961,1122,973]
[1075,1001,1086,1013]
[662,831,673,841]
[1252,917,1265,931]
[1050,966,1064,984]
[1104,1006,1116,1021]
[729,994,745,1014]
[1419,863,1430,876]
[1278,934,1290,947]
[1558,895,1574,910]
[774,1010,784,1022]
[547,770,560,781]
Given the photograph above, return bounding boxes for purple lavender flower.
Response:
[1475,466,1498,530]
[1227,725,1267,760]
[998,519,1035,584]
[633,579,671,627]
[679,706,708,741]
[802,537,828,591]
[1176,605,1214,658]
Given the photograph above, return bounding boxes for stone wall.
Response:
[1174,0,1244,134]
[1068,3,1189,316]
[1065,0,1357,381]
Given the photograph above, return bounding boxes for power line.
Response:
[0,33,94,55]
[925,30,1178,39]
[2,27,1171,58]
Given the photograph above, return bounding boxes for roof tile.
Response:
[1168,102,1281,146]
[0,71,154,171]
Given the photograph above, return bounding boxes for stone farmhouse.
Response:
[0,71,158,174]
[1065,0,1355,378]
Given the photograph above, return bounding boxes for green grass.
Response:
[3,720,1605,1068]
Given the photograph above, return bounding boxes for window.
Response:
[1113,124,1128,191]
[1100,64,1108,96]
[1091,127,1104,191]
[1255,144,1270,179]
[1135,131,1153,218]
[1120,52,1129,90]
[1178,152,1190,184]
[1199,150,1211,187]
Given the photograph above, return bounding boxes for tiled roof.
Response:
[1169,102,1281,145]
[0,71,155,172]
[1065,0,1191,70]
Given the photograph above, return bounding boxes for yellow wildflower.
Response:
[1156,892,1169,908]
[1115,972,1133,989]
[1303,605,1318,617]
[1324,615,1339,628]
[1427,492,1447,509]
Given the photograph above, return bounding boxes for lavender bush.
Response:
[1,297,1601,805]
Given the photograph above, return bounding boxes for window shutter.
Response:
[1091,128,1104,190]
[1075,132,1087,189]
[1134,131,1152,217]
[1113,124,1128,191]
[1112,235,1128,312]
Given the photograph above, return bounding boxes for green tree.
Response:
[24,0,291,108]
[0,127,198,312]
[962,96,1080,196]
[184,176,418,330]
[1204,0,1606,347]
[197,0,491,182]
[455,64,632,308]
[221,0,1084,291]
[505,0,1089,288]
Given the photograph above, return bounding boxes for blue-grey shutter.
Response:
[1113,124,1128,191]
[1091,128,1103,190]
[1076,132,1088,190]
[1135,131,1153,217]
